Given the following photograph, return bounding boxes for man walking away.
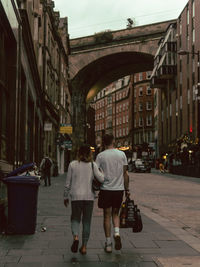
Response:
[96,134,129,253]
[40,156,52,186]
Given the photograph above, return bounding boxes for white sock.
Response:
[114,227,120,236]
[106,237,111,244]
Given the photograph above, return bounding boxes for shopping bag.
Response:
[132,205,143,233]
[120,195,143,232]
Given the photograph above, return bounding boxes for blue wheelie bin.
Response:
[6,163,35,177]
[3,176,40,234]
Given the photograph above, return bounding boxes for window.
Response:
[146,87,152,95]
[134,104,137,113]
[116,118,119,125]
[192,0,195,17]
[134,75,137,83]
[192,29,195,43]
[123,116,125,124]
[146,115,152,126]
[123,103,126,111]
[126,126,129,135]
[193,85,196,101]
[187,7,190,25]
[139,117,143,127]
[139,103,143,111]
[123,128,125,136]
[107,107,112,116]
[180,96,182,109]
[139,87,143,96]
[134,89,137,98]
[119,105,122,112]
[139,72,143,81]
[134,119,137,128]
[179,18,182,35]
[119,117,122,125]
[126,115,128,123]
[107,95,112,104]
[146,101,152,111]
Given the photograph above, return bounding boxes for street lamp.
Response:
[178,49,200,144]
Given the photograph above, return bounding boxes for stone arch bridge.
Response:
[69,19,175,146]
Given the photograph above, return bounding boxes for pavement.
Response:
[0,172,200,267]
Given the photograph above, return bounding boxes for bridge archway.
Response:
[70,51,154,148]
[71,51,154,102]
[69,20,175,148]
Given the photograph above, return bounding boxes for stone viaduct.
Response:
[69,19,176,147]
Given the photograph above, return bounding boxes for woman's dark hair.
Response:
[103,134,114,147]
[77,144,92,162]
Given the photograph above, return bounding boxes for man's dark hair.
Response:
[103,134,114,147]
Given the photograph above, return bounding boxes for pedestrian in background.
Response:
[64,144,104,255]
[40,156,52,186]
[96,134,129,253]
[159,158,165,173]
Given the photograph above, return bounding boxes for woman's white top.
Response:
[64,160,104,201]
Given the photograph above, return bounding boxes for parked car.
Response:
[131,159,151,173]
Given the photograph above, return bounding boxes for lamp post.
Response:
[178,49,200,144]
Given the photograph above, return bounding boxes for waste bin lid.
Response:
[6,163,35,177]
[3,176,40,185]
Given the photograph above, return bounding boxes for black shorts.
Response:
[98,190,124,209]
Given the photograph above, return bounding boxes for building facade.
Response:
[0,0,70,174]
[151,0,200,158]
[94,76,131,149]
[132,72,155,149]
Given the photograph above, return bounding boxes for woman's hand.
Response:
[64,199,69,207]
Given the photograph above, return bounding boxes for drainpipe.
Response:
[42,0,47,157]
[14,17,22,168]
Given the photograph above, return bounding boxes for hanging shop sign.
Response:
[59,124,72,134]
[44,123,52,131]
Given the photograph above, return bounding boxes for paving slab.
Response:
[4,264,44,267]
[156,256,200,267]
[0,173,200,266]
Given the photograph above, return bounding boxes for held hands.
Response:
[64,199,69,207]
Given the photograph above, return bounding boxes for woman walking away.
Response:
[64,144,104,255]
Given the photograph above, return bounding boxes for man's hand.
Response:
[64,199,69,207]
[125,189,130,198]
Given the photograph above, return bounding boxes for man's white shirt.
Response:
[96,149,128,191]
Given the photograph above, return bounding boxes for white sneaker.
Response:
[104,242,112,253]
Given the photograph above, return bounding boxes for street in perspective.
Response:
[1,0,200,266]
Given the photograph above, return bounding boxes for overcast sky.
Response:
[54,0,189,39]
